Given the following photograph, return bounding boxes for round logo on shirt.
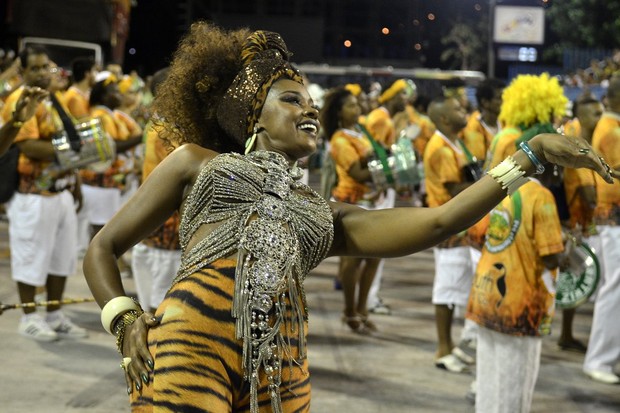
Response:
[485,205,520,253]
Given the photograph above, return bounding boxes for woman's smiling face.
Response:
[254,79,320,162]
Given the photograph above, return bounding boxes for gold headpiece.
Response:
[217,31,303,146]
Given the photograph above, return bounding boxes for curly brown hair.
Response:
[320,86,353,140]
[153,22,251,153]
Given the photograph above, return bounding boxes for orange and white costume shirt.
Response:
[467,180,563,337]
[330,127,374,204]
[63,86,90,120]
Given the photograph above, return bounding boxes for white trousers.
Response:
[583,225,620,374]
[367,188,396,309]
[131,243,182,310]
[584,234,602,302]
[476,327,541,413]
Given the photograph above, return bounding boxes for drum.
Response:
[555,239,600,309]
[367,135,422,191]
[52,118,115,170]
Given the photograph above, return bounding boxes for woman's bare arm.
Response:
[329,171,505,257]
[347,159,371,182]
[329,133,617,258]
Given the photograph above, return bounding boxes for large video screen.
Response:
[493,6,545,45]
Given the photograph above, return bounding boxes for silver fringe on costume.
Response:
[173,151,334,413]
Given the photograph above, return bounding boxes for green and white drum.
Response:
[367,130,422,192]
[52,118,115,170]
[555,240,600,309]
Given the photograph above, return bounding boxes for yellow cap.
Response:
[378,79,408,104]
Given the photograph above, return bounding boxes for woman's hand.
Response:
[121,312,160,394]
[529,133,619,183]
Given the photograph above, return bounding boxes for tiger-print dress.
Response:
[131,259,312,412]
[131,151,334,413]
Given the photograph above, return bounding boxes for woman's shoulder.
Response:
[163,143,222,180]
[331,128,363,144]
[330,130,350,144]
[170,143,220,163]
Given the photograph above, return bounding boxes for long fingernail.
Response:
[146,359,154,369]
[136,382,141,391]
[127,386,132,395]
[142,373,149,384]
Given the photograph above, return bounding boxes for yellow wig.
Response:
[499,73,567,127]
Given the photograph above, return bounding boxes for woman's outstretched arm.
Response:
[329,133,617,258]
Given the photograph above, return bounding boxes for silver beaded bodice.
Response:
[173,150,334,413]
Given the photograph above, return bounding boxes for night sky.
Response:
[121,0,496,77]
[1,0,553,79]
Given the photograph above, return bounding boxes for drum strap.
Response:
[456,138,477,164]
[358,124,394,184]
[49,93,81,152]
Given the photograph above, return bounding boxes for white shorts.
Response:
[81,184,122,225]
[131,243,182,310]
[6,191,78,285]
[432,246,478,307]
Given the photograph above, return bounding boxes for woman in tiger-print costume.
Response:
[83,22,617,413]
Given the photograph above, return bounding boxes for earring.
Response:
[290,160,303,180]
[245,125,259,155]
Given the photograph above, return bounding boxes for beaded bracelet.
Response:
[113,309,143,354]
[519,141,545,175]
[488,156,530,196]
[101,296,142,334]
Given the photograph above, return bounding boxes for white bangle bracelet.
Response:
[100,296,141,334]
[488,156,530,196]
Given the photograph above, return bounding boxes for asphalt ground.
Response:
[0,197,618,412]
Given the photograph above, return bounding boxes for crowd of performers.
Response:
[0,23,618,413]
[319,72,620,410]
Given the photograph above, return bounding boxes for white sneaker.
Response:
[46,312,88,339]
[435,353,470,374]
[18,314,58,342]
[584,369,620,384]
[368,298,392,315]
[453,339,477,365]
